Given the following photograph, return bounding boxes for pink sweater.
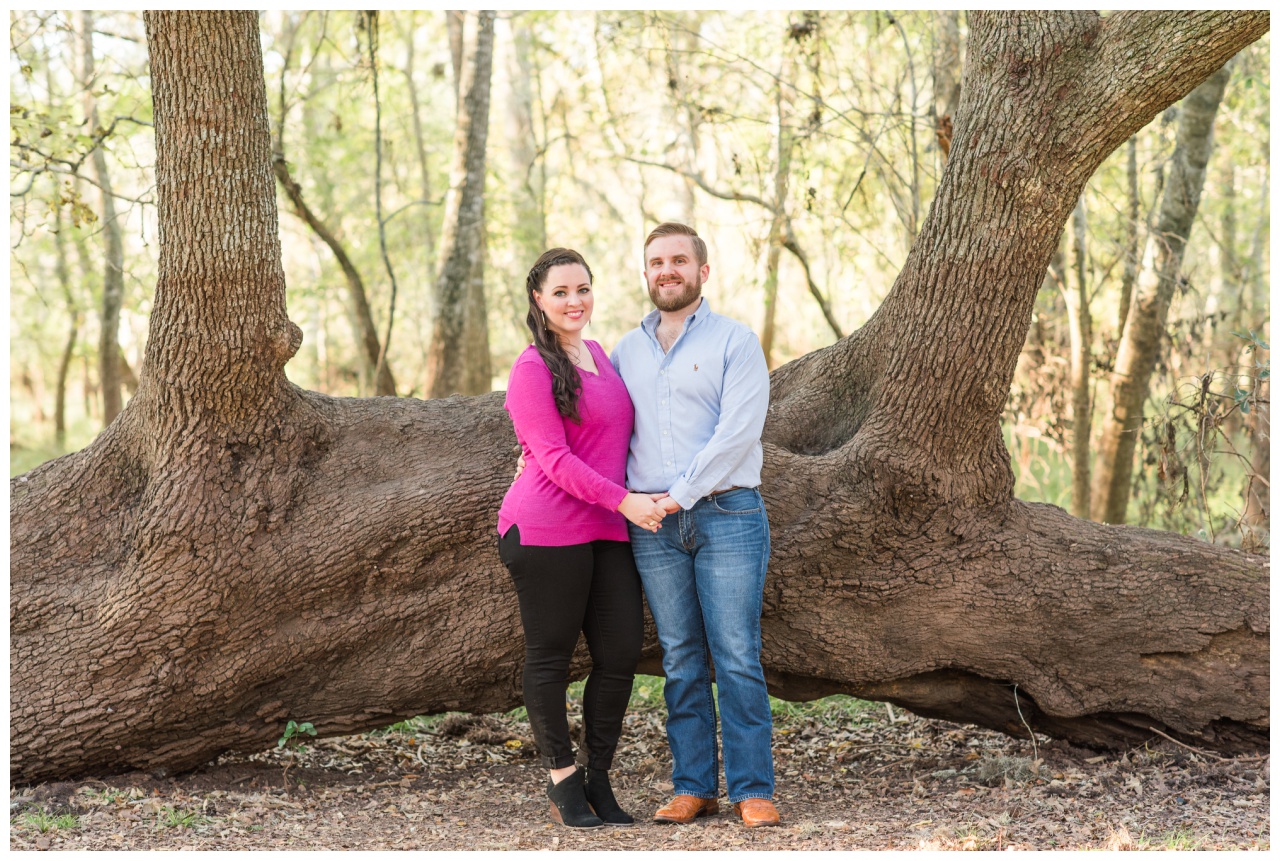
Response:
[498,341,635,546]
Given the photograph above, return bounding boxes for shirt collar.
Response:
[640,297,712,335]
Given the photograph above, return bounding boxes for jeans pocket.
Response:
[710,488,761,515]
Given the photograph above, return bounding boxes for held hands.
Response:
[618,492,671,533]
[513,448,678,531]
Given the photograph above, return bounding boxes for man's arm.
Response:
[664,327,769,509]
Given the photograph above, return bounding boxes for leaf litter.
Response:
[10,694,1269,850]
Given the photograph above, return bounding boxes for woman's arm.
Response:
[505,359,629,511]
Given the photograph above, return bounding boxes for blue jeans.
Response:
[628,487,774,803]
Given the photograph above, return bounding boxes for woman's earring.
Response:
[541,310,549,328]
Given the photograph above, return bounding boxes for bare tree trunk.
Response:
[446,10,465,107]
[502,15,546,267]
[760,48,795,369]
[1091,65,1232,524]
[71,197,97,421]
[402,11,437,262]
[1240,375,1269,549]
[364,11,400,395]
[1059,196,1093,518]
[425,10,494,398]
[9,11,1268,784]
[81,11,125,426]
[52,190,81,447]
[1116,136,1140,336]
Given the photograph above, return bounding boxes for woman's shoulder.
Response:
[508,345,551,382]
[511,343,547,367]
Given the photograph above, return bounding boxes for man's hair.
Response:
[644,222,707,268]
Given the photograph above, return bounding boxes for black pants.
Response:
[498,525,644,770]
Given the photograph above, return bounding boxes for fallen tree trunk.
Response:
[9,10,1269,783]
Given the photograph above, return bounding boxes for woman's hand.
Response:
[618,492,668,533]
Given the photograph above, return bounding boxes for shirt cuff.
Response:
[605,484,630,513]
[667,478,699,510]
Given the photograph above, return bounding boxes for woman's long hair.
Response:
[525,248,594,423]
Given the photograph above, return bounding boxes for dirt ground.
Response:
[10,696,1269,851]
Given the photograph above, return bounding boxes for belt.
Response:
[707,485,748,498]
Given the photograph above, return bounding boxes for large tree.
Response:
[10,11,1269,784]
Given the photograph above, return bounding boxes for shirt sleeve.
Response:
[666,328,769,508]
[506,358,630,512]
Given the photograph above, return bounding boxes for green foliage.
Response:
[769,693,876,725]
[7,11,1269,553]
[397,674,874,736]
[278,719,317,750]
[1139,828,1207,851]
[19,809,79,832]
[158,806,203,829]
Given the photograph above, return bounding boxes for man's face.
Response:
[644,235,709,313]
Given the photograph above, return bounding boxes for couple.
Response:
[496,222,779,829]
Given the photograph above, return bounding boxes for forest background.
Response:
[9,8,1270,544]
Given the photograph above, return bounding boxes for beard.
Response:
[648,271,703,312]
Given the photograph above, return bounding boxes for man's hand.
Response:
[656,496,681,514]
[618,493,669,533]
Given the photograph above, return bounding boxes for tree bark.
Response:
[424,10,494,399]
[81,11,126,426]
[10,11,1269,784]
[1090,64,1233,524]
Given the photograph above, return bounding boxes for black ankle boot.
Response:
[584,768,634,825]
[546,767,604,828]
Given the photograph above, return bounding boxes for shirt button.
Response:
[660,370,666,376]
[666,461,673,466]
[662,430,668,435]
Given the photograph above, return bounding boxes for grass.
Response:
[1138,828,1207,851]
[18,809,79,832]
[769,692,877,725]
[158,806,204,829]
[389,675,874,736]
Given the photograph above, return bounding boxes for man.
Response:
[610,222,779,828]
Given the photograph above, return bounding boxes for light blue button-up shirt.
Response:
[610,299,770,510]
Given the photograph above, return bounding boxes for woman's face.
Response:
[535,263,593,339]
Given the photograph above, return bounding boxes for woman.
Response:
[497,248,668,828]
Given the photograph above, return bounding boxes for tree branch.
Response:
[1086,11,1269,167]
[780,220,843,340]
[618,155,771,208]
